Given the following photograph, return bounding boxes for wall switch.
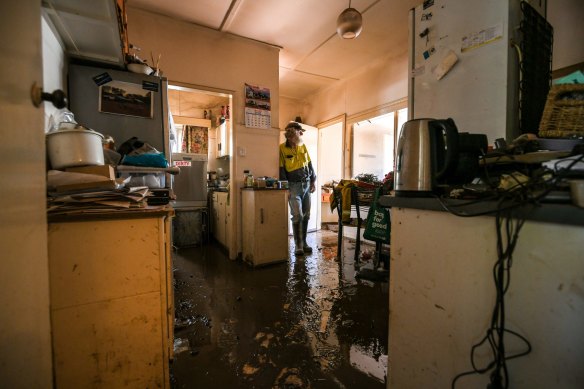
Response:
[238,147,246,156]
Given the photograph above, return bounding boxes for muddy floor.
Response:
[170,230,389,388]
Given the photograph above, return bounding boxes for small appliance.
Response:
[394,118,459,196]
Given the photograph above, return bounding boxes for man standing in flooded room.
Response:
[279,122,317,256]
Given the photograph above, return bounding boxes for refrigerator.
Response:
[408,0,548,144]
[170,152,208,208]
[171,152,208,247]
[68,63,170,162]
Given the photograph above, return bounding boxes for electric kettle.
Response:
[394,118,459,196]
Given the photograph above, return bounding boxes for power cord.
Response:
[449,153,583,388]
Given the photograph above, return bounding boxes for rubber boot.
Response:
[292,223,304,256]
[302,219,313,254]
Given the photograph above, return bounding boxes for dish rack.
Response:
[538,84,584,138]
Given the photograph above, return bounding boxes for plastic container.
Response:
[120,171,166,188]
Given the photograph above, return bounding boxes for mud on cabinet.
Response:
[47,209,174,388]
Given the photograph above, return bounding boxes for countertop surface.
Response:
[241,187,289,191]
[379,195,584,227]
[48,205,175,223]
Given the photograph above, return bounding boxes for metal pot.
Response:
[46,123,105,169]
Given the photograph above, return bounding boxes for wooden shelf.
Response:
[173,116,211,127]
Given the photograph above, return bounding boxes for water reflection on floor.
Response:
[170,230,389,388]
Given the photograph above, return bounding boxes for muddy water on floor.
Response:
[170,231,388,388]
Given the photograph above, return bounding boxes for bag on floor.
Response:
[363,187,390,244]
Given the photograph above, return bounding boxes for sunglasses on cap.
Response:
[286,124,303,132]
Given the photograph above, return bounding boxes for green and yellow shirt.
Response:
[279,141,316,183]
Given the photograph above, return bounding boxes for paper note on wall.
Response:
[461,23,503,52]
[433,50,459,80]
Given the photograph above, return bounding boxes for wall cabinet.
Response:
[215,119,231,158]
[211,191,230,248]
[48,210,174,388]
[241,189,289,266]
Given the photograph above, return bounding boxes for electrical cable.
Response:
[450,153,583,388]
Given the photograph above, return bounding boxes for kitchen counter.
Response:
[208,187,229,192]
[379,195,584,227]
[48,207,174,388]
[48,205,174,222]
[241,187,289,191]
[383,194,584,388]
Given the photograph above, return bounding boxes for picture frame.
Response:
[99,80,153,118]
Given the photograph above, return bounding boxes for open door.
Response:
[299,123,318,232]
[1,2,53,385]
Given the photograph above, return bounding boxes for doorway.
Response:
[167,83,234,255]
[318,119,344,229]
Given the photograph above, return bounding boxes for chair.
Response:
[334,184,387,266]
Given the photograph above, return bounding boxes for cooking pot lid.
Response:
[47,123,104,138]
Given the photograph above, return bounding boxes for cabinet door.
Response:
[48,216,171,388]
[216,192,227,245]
[215,125,223,157]
[255,192,288,260]
[214,120,230,158]
[211,194,220,239]
[242,191,288,266]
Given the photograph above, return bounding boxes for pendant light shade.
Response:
[337,2,362,39]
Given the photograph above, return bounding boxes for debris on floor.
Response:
[169,230,389,388]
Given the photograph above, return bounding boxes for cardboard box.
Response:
[65,165,115,179]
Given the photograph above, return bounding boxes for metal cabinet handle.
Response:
[260,208,264,224]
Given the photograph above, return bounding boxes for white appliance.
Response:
[408,0,547,144]
[171,153,208,208]
[68,64,170,161]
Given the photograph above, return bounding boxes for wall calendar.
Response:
[244,83,271,129]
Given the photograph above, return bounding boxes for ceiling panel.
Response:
[129,0,231,29]
[127,0,417,100]
[296,0,415,79]
[279,67,337,100]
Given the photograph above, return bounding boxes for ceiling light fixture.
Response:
[337,0,363,39]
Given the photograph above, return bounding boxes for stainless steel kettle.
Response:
[394,118,459,196]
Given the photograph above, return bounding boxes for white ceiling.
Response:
[127,0,420,101]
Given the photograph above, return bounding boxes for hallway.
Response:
[170,230,389,388]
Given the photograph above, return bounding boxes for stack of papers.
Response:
[47,187,150,215]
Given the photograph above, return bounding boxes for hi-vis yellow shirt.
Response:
[279,142,316,182]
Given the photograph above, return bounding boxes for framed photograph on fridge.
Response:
[99,80,153,118]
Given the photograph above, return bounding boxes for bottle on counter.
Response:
[244,170,254,188]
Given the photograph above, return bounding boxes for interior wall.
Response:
[548,0,584,70]
[41,16,66,131]
[279,96,304,128]
[127,7,280,258]
[302,53,409,126]
[0,2,53,387]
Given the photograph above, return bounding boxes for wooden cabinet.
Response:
[211,191,229,248]
[48,210,173,388]
[241,189,289,266]
[215,119,231,158]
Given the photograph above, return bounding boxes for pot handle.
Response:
[74,124,104,138]
[432,118,459,180]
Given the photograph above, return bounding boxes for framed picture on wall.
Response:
[99,80,153,118]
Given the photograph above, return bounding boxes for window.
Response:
[346,101,407,182]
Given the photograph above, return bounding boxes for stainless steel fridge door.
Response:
[68,64,170,160]
[171,153,208,207]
